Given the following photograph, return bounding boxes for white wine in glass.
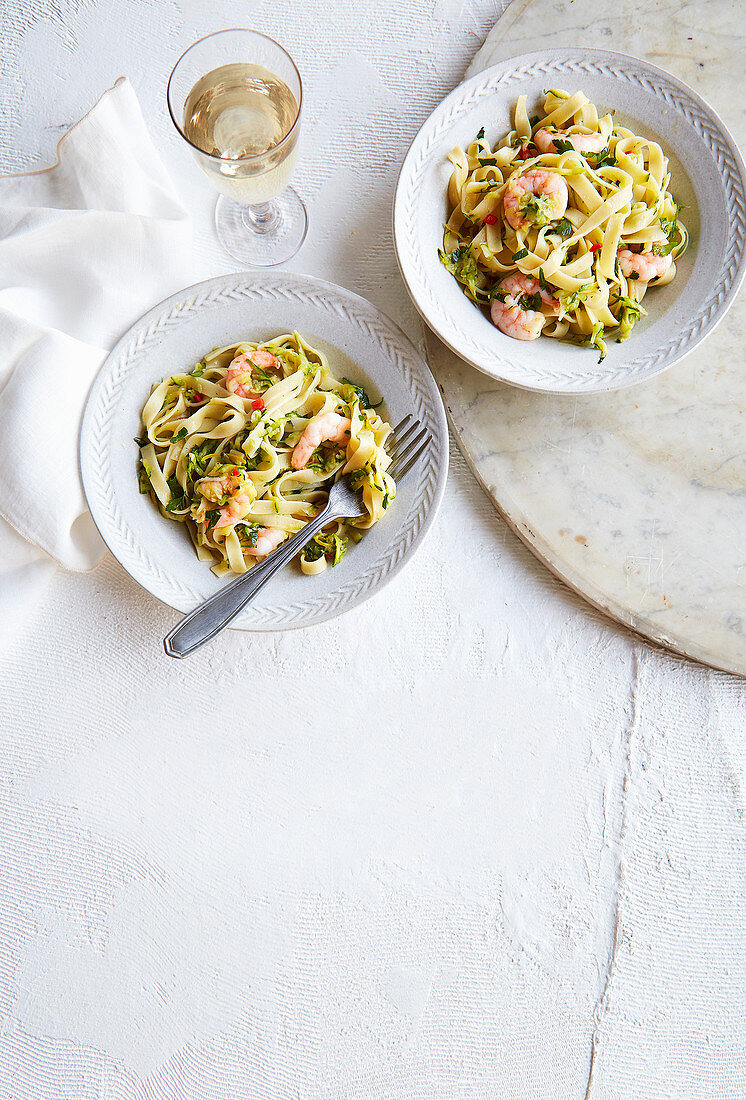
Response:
[168,30,307,267]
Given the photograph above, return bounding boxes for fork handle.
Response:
[164,503,340,658]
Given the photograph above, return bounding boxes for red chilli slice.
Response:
[484,213,497,225]
[589,242,603,253]
[251,397,265,411]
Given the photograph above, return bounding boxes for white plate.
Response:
[394,48,746,394]
[80,272,449,630]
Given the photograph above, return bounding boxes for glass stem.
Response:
[242,201,281,235]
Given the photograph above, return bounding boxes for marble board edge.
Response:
[436,380,744,679]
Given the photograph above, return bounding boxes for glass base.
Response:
[214,187,308,267]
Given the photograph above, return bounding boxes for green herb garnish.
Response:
[590,147,616,169]
[520,292,543,311]
[303,531,348,566]
[341,377,383,410]
[185,440,214,482]
[236,522,260,548]
[164,475,187,512]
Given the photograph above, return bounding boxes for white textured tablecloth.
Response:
[1,2,744,1098]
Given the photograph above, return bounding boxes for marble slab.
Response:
[429,0,746,675]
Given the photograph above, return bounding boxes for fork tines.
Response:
[387,413,429,481]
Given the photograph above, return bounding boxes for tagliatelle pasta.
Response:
[136,332,395,576]
[440,89,688,359]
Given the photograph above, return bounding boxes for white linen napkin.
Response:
[0,76,191,572]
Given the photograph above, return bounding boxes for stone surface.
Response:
[429,0,746,674]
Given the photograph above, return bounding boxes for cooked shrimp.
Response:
[196,474,240,504]
[195,473,257,530]
[503,169,568,232]
[291,412,351,471]
[244,526,287,558]
[618,248,672,282]
[534,128,606,155]
[213,489,256,530]
[490,273,559,342]
[226,348,281,400]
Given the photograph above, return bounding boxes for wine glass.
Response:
[167,29,307,267]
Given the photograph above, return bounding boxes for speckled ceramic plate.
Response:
[80,272,448,630]
[394,48,746,393]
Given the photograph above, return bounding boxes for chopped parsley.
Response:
[165,475,187,512]
[236,523,260,548]
[520,292,543,311]
[341,378,383,410]
[589,147,616,169]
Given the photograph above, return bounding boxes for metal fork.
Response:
[163,414,429,658]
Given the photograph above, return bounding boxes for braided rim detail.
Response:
[81,274,448,630]
[395,52,746,392]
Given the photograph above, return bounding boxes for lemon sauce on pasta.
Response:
[440,89,688,359]
[136,333,395,576]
